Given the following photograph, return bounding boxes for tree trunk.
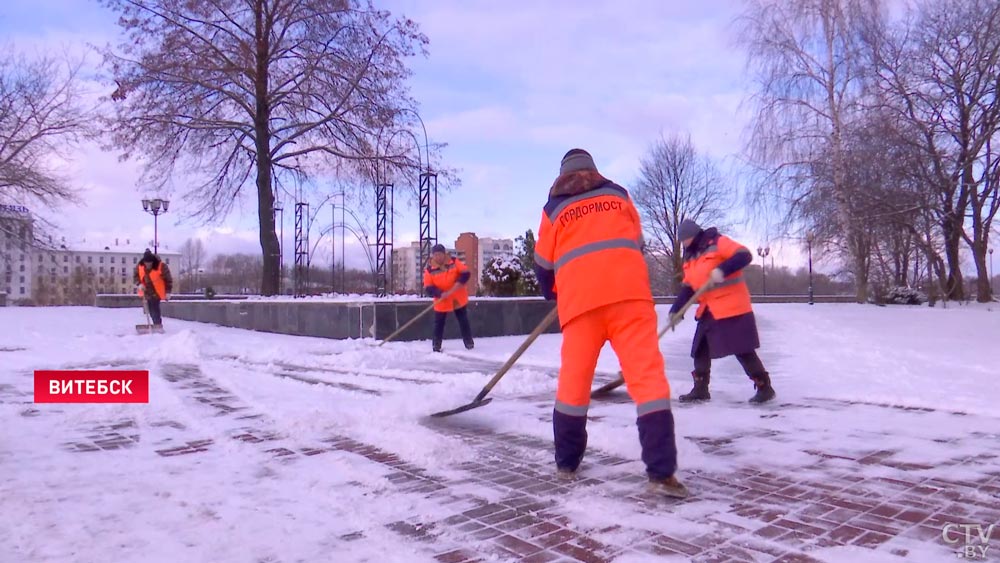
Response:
[852,234,870,302]
[939,202,965,301]
[973,245,992,302]
[968,156,994,302]
[970,205,993,301]
[254,0,280,297]
[256,153,279,296]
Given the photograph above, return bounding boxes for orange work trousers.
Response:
[555,299,671,416]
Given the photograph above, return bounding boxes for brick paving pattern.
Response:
[12,356,1000,562]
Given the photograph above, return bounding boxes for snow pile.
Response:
[149,330,203,364]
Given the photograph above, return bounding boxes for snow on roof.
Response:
[40,243,181,256]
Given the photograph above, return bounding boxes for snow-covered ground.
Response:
[236,293,558,303]
[1,303,998,562]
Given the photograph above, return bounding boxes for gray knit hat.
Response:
[559,149,597,176]
[678,218,702,241]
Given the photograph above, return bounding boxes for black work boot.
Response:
[647,475,690,498]
[679,372,711,403]
[432,338,442,353]
[463,336,475,350]
[749,372,776,404]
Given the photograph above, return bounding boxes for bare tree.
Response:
[179,237,206,286]
[866,0,1000,301]
[205,252,264,294]
[0,49,91,208]
[67,265,97,305]
[738,0,883,303]
[632,133,732,292]
[99,0,443,296]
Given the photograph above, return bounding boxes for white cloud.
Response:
[424,106,522,142]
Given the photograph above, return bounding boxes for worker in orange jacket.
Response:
[423,244,474,352]
[669,218,776,404]
[534,148,686,498]
[134,249,173,329]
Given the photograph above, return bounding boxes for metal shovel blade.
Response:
[430,398,493,418]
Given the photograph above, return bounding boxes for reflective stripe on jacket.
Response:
[534,176,652,327]
[423,257,470,313]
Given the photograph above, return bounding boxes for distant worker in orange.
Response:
[534,148,687,498]
[134,248,173,330]
[669,218,776,404]
[423,243,474,352]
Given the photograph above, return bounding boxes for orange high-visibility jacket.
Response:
[682,232,753,320]
[423,257,471,313]
[135,261,171,300]
[534,172,652,327]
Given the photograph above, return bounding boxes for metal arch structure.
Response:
[294,202,310,297]
[390,109,439,279]
[327,222,376,274]
[374,183,392,297]
[419,171,438,274]
[380,127,423,296]
[329,201,377,292]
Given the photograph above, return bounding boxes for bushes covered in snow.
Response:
[883,286,927,305]
[480,229,541,297]
[481,256,521,297]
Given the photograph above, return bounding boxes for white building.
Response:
[34,240,182,299]
[391,243,420,293]
[0,206,182,304]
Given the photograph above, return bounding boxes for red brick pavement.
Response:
[38,361,1000,562]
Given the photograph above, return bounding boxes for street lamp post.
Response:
[141,198,170,254]
[807,232,815,305]
[757,245,770,296]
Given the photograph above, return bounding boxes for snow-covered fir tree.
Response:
[480,256,521,296]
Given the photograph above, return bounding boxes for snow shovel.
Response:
[590,282,713,398]
[431,305,559,417]
[135,294,154,335]
[378,301,437,346]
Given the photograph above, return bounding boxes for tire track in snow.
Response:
[206,352,488,383]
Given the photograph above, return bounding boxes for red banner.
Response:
[34,370,150,403]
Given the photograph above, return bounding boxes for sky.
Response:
[0,0,796,271]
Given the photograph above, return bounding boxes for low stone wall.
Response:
[371,299,562,341]
[157,298,560,341]
[145,294,855,342]
[94,294,250,308]
[656,294,859,305]
[161,300,374,339]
